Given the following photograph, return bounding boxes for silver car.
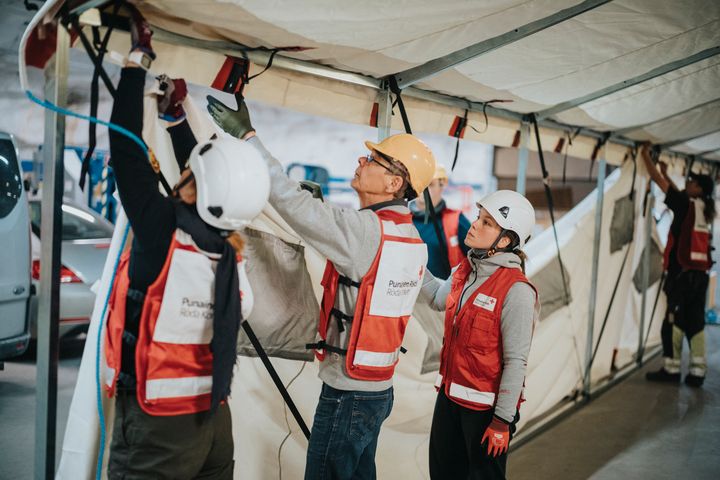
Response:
[0,132,31,362]
[29,199,114,339]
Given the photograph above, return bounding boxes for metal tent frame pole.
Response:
[583,154,607,395]
[516,121,531,194]
[536,46,720,120]
[35,22,69,480]
[638,194,654,365]
[613,98,720,136]
[393,0,612,89]
[659,127,720,149]
[376,83,393,142]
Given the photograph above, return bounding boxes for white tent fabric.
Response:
[58,93,663,479]
[17,0,717,163]
[126,0,720,158]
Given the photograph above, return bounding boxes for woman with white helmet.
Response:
[103,8,269,479]
[419,189,540,479]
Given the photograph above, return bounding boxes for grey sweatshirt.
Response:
[419,250,538,423]
[249,136,406,392]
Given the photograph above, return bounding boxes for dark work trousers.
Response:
[660,270,709,357]
[108,390,234,480]
[429,389,518,480]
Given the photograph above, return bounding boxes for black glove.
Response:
[206,92,254,139]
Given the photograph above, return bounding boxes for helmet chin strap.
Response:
[474,228,507,260]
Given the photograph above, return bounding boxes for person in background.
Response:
[412,164,471,279]
[419,190,539,479]
[642,144,715,388]
[104,7,269,479]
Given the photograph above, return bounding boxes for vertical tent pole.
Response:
[584,153,607,396]
[35,23,69,480]
[377,83,393,141]
[516,121,530,194]
[638,194,654,365]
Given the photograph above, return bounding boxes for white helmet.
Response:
[476,190,535,248]
[189,138,270,230]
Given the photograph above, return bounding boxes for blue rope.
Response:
[24,90,144,479]
[94,223,129,479]
[25,90,149,156]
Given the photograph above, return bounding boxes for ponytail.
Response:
[225,231,246,256]
[504,230,529,274]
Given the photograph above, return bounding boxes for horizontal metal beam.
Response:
[394,0,612,89]
[537,46,720,120]
[151,26,382,90]
[660,127,720,149]
[99,12,710,163]
[614,97,720,135]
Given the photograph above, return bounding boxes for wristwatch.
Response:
[127,51,153,70]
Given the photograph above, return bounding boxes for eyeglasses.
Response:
[364,154,402,176]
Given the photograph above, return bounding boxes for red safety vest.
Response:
[315,210,428,382]
[663,198,712,271]
[441,208,464,268]
[104,230,251,416]
[435,259,536,411]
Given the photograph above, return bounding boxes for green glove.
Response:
[206,92,254,139]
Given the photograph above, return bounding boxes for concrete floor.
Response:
[509,325,720,480]
[0,340,82,479]
[1,329,718,479]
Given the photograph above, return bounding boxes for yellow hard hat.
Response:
[364,134,436,197]
[434,164,448,181]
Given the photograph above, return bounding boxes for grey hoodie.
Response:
[419,250,538,423]
[249,136,408,392]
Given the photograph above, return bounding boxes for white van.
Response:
[0,132,31,364]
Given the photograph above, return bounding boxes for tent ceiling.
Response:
[41,0,720,163]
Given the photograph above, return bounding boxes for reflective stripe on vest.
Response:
[441,208,464,268]
[315,209,427,381]
[438,261,536,411]
[434,374,496,405]
[104,229,251,416]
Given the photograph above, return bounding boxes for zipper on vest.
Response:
[444,265,478,389]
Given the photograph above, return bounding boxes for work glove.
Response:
[481,415,510,457]
[206,92,254,139]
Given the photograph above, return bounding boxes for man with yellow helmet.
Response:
[412,164,471,279]
[209,98,436,479]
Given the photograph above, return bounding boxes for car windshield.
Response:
[29,202,114,240]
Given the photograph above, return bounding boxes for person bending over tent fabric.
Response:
[411,163,471,279]
[208,94,435,479]
[104,8,269,479]
[418,190,539,480]
[641,144,715,388]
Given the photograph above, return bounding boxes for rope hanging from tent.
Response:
[388,75,452,276]
[585,241,633,377]
[528,114,570,305]
[640,271,666,358]
[73,2,119,192]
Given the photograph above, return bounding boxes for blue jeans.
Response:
[305,383,394,480]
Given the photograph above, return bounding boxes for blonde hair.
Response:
[226,231,246,256]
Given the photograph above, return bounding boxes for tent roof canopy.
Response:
[56,0,720,166]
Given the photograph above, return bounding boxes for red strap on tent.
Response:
[211,56,251,95]
[554,137,565,153]
[511,130,521,148]
[448,115,467,139]
[369,102,379,127]
[26,22,79,69]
